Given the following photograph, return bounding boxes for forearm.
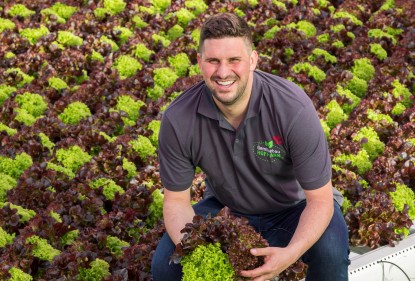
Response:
[286,199,334,261]
[163,192,195,245]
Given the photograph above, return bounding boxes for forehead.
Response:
[200,37,251,57]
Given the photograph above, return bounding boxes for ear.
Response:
[197,52,202,68]
[250,50,258,71]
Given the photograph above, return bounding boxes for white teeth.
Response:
[217,80,234,86]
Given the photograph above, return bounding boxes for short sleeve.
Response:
[287,103,332,190]
[158,113,195,191]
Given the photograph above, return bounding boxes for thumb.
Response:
[250,247,272,257]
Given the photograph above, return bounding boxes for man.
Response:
[151,13,350,281]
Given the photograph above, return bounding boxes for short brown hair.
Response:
[199,13,253,53]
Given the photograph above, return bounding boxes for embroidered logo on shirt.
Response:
[252,137,286,162]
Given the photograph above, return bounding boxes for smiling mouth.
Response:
[215,80,236,87]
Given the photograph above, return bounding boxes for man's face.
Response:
[197,37,258,107]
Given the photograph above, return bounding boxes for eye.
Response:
[229,58,241,63]
[206,58,219,64]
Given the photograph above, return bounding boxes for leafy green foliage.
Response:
[151,0,171,12]
[333,11,363,26]
[3,68,34,88]
[0,174,17,203]
[345,75,368,98]
[19,26,50,44]
[0,84,16,106]
[0,18,16,32]
[308,48,337,64]
[181,243,234,281]
[57,31,83,47]
[351,58,375,82]
[41,3,78,23]
[8,267,33,281]
[168,52,191,77]
[336,85,360,114]
[0,202,36,222]
[291,62,326,83]
[90,178,125,200]
[130,135,157,160]
[325,100,348,129]
[352,126,385,161]
[58,102,92,125]
[7,4,35,18]
[113,55,142,79]
[78,258,110,281]
[133,43,154,62]
[390,182,415,221]
[176,8,196,27]
[0,226,15,247]
[147,67,178,100]
[146,189,164,227]
[0,152,32,179]
[55,145,92,173]
[391,79,413,108]
[48,77,68,91]
[370,43,388,61]
[26,235,60,261]
[106,235,129,256]
[100,35,119,51]
[114,95,145,126]
[334,150,372,175]
[0,123,17,136]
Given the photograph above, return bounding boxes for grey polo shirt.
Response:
[159,70,343,214]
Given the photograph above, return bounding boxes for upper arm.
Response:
[159,114,195,190]
[164,187,191,204]
[288,104,332,190]
[303,180,334,204]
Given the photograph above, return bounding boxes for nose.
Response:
[215,62,232,79]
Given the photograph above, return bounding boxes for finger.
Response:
[240,264,268,278]
[250,247,273,257]
[251,272,277,281]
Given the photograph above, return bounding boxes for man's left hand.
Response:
[239,247,295,281]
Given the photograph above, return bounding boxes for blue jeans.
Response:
[151,196,350,281]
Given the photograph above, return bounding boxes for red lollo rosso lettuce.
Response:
[171,207,269,278]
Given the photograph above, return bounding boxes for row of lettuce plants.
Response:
[0,0,414,280]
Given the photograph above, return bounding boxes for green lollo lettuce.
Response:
[26,235,60,261]
[130,135,157,160]
[78,258,110,281]
[146,188,164,227]
[0,152,33,179]
[0,226,15,247]
[168,53,191,77]
[113,55,142,79]
[57,31,83,47]
[7,4,35,18]
[58,102,92,125]
[89,178,125,200]
[8,267,33,281]
[106,235,129,257]
[291,62,326,83]
[181,243,234,281]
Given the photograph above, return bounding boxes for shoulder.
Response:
[254,71,314,118]
[255,70,311,107]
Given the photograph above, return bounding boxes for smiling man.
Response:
[151,13,350,281]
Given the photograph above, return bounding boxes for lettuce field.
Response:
[0,0,414,280]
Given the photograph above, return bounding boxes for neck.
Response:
[214,90,251,130]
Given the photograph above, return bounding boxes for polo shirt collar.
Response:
[197,71,262,120]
